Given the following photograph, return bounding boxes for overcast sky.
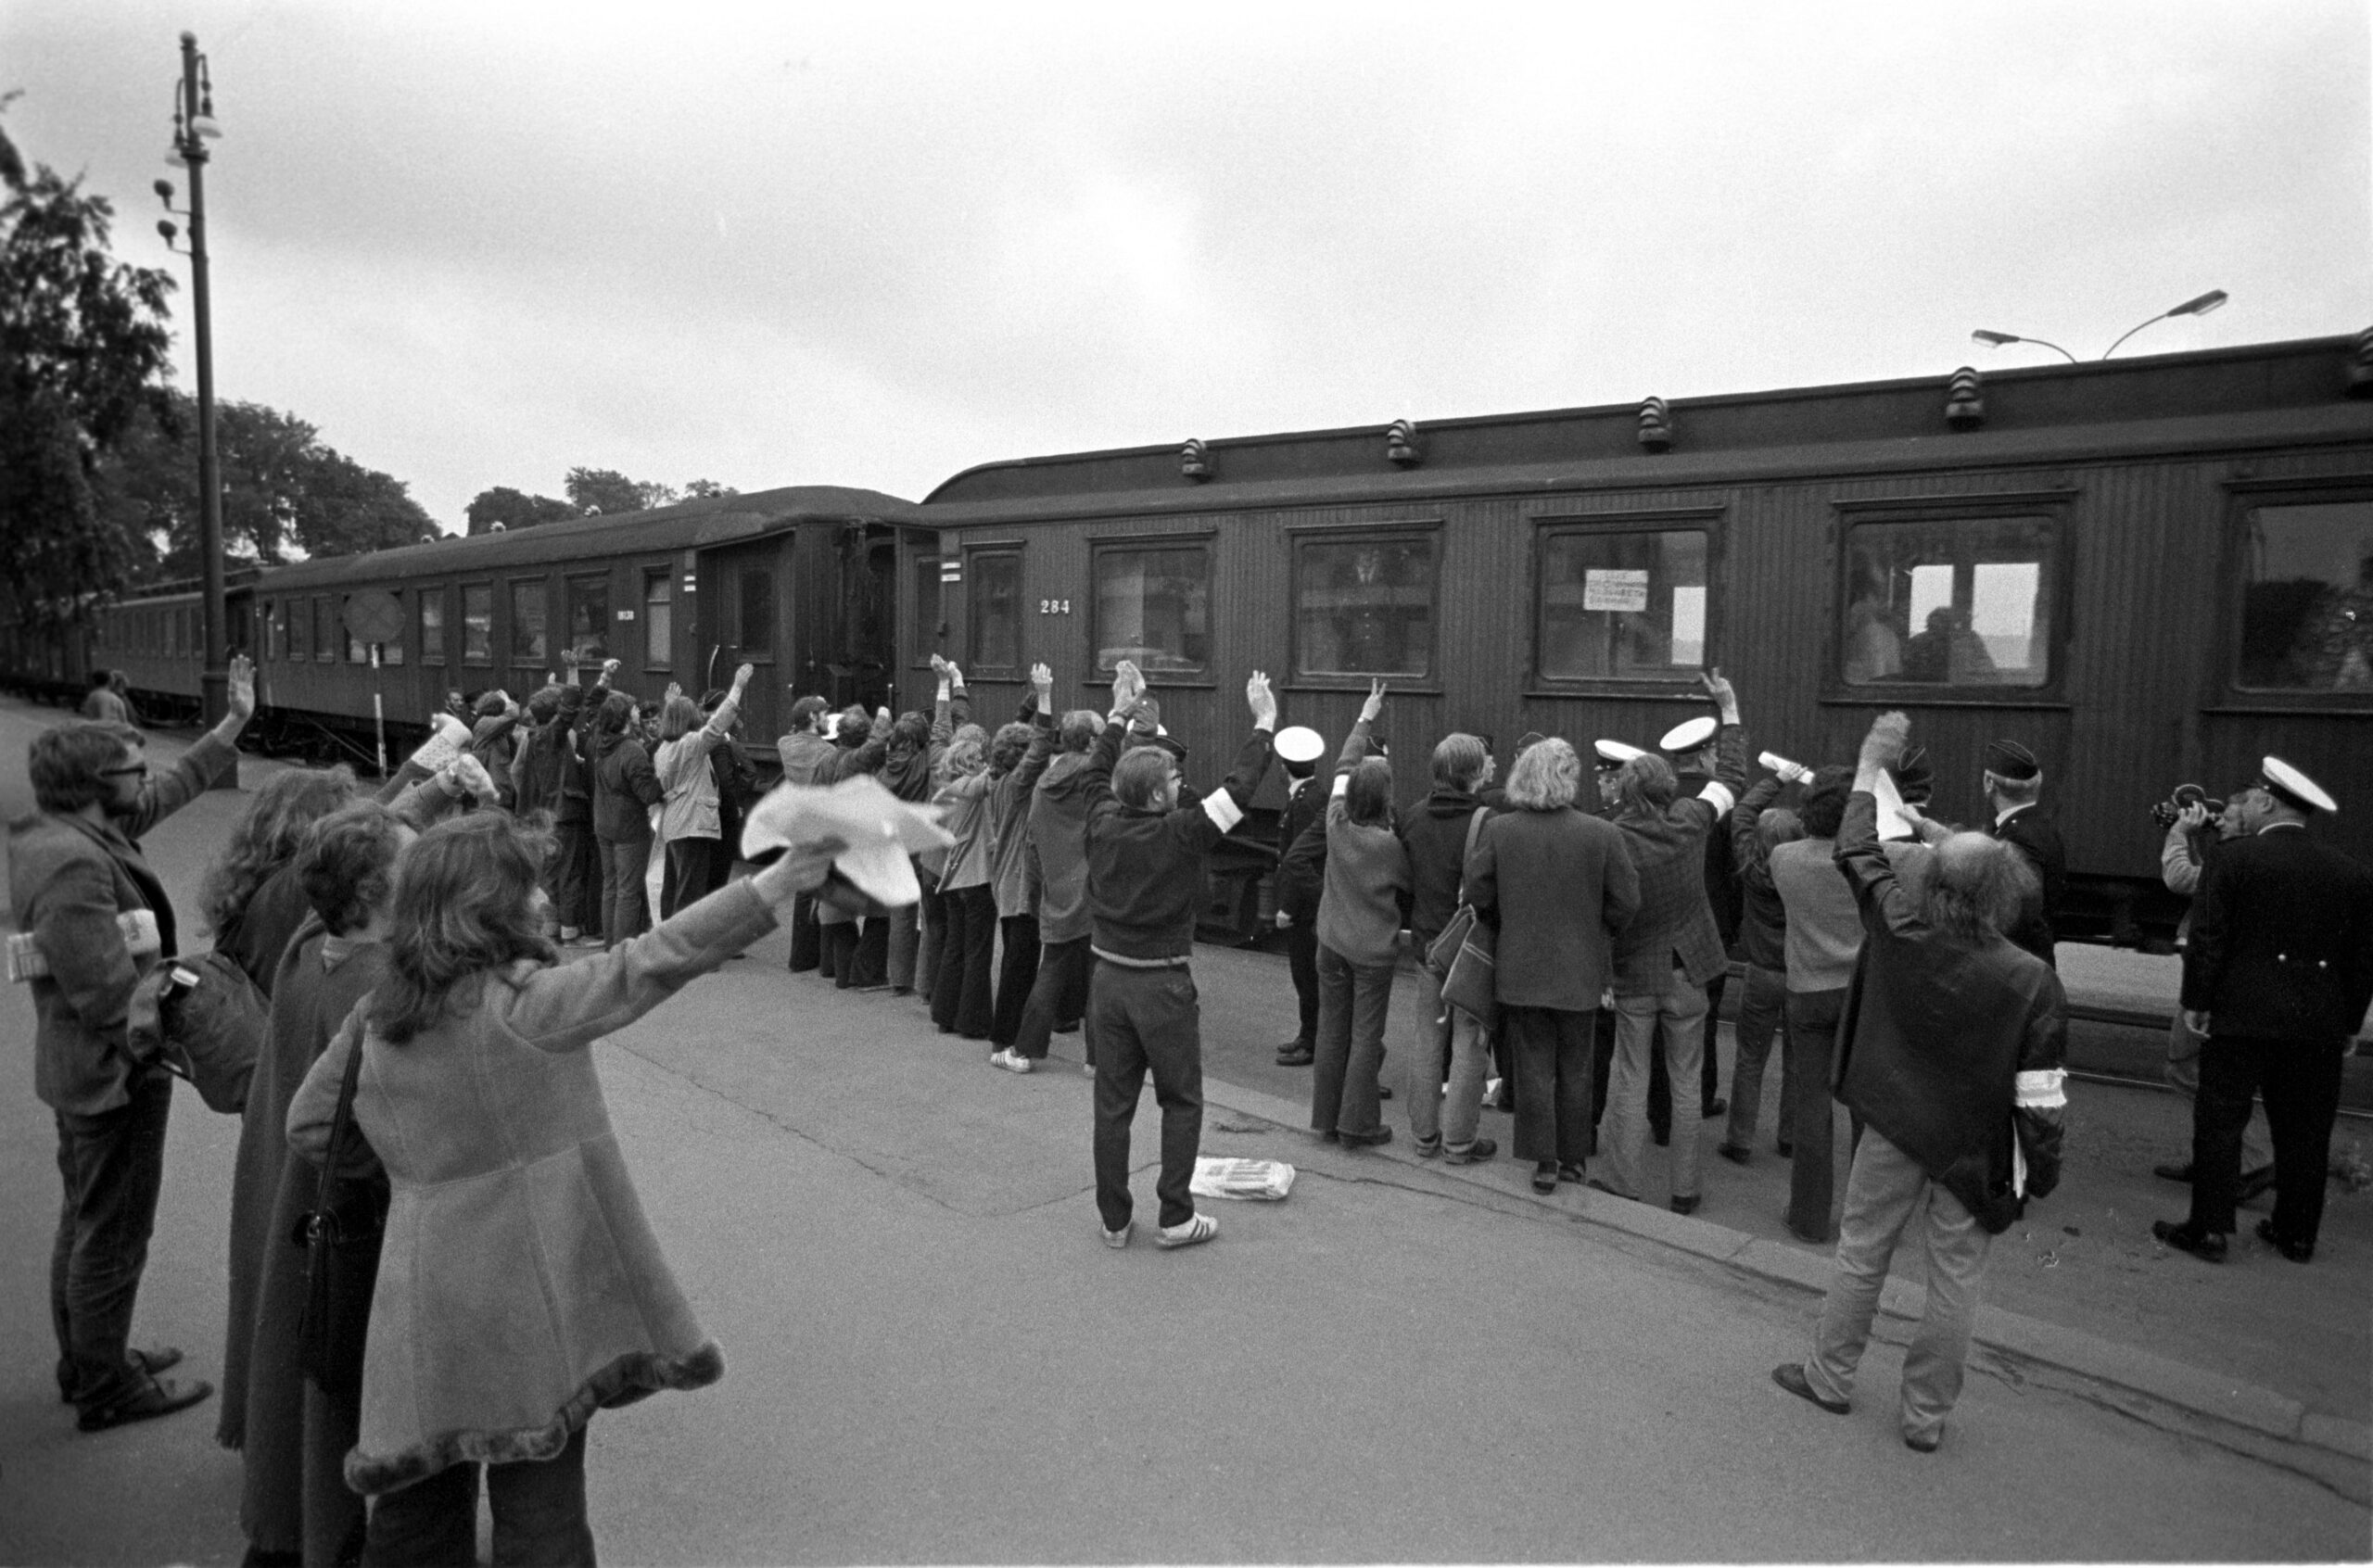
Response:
[6,1,2367,531]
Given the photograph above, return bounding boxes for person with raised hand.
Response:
[1082,664,1277,1250]
[653,662,753,919]
[1307,679,1411,1149]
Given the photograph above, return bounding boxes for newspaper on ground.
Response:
[1190,1157,1296,1201]
[742,775,954,909]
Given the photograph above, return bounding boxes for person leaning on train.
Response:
[10,653,256,1433]
[2155,759,2373,1266]
[2151,795,2273,1198]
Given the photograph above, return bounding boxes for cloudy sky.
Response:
[6,1,2367,531]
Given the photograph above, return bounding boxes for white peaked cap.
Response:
[1593,739,1645,768]
[1658,715,1718,753]
[2262,755,2338,815]
[1275,726,1326,765]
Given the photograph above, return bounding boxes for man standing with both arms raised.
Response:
[1084,660,1278,1249]
[2155,758,2373,1266]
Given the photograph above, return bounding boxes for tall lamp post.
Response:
[164,32,230,756]
[1972,290,2228,364]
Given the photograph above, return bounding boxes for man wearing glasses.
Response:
[10,655,256,1431]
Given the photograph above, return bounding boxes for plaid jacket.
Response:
[1610,726,1746,994]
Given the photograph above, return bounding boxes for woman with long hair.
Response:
[651,664,751,919]
[1466,737,1642,1195]
[1307,682,1411,1146]
[286,810,839,1565]
[930,698,999,1039]
[590,690,665,946]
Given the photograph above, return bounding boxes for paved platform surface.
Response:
[2,703,2367,1562]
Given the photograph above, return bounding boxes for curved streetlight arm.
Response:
[2100,313,2173,361]
[1973,330,2077,364]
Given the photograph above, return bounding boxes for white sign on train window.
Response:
[1581,568,1650,613]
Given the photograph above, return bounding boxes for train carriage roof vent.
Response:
[1385,418,1421,467]
[488,521,507,532]
[1637,396,1674,453]
[1945,366,1986,430]
[1180,437,1212,482]
[419,534,437,546]
[2348,326,2373,398]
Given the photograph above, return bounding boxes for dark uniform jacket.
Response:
[1273,776,1328,926]
[1834,792,2067,1234]
[1609,725,1746,994]
[2181,823,2373,1043]
[1085,711,1275,965]
[7,730,232,1114]
[1986,803,2065,968]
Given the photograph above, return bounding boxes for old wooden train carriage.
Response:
[917,334,2373,941]
[222,485,923,763]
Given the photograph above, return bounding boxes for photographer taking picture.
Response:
[2151,786,2272,1197]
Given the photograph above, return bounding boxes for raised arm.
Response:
[1009,663,1060,798]
[1730,773,1786,893]
[1837,711,1915,930]
[121,653,253,838]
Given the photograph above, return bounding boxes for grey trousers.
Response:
[1605,971,1710,1201]
[1804,1129,1993,1447]
[1406,964,1491,1153]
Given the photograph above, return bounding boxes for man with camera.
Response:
[2151,787,2273,1198]
[2155,759,2373,1266]
[11,655,256,1431]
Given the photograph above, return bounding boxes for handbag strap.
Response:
[1453,806,1488,908]
[310,1021,367,1218]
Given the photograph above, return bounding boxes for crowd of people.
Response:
[11,635,2368,1559]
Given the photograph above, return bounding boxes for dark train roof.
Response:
[253,484,922,593]
[922,334,2373,521]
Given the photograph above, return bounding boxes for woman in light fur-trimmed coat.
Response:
[287,810,838,1564]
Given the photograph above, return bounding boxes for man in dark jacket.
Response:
[1656,715,1739,1137]
[2157,758,2373,1265]
[1980,740,2064,969]
[1269,725,1327,1065]
[1085,662,1277,1251]
[773,695,834,971]
[591,692,666,946]
[1719,757,1810,1162]
[513,651,612,942]
[1772,712,2065,1455]
[1397,732,1503,1160]
[10,655,256,1431]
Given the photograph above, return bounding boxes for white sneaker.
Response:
[1156,1212,1219,1250]
[990,1049,1033,1074]
[1102,1220,1134,1249]
[1083,1060,1098,1077]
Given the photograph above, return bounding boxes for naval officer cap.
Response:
[2259,755,2339,815]
[1657,715,1718,755]
[1983,739,2040,781]
[1274,726,1326,765]
[1593,739,1645,770]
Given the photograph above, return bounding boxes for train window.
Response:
[1091,542,1209,676]
[288,600,309,661]
[1537,527,1708,681]
[1840,517,2053,689]
[567,576,609,662]
[314,598,336,662]
[912,554,943,666]
[642,572,671,669]
[509,580,547,664]
[265,601,285,662]
[1292,533,1437,679]
[737,567,773,657]
[345,600,368,664]
[966,550,1022,673]
[463,585,493,664]
[419,589,445,665]
[2235,499,2373,692]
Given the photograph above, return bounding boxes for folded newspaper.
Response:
[7,909,161,983]
[741,775,953,908]
[1189,1157,1296,1202]
[408,713,474,776]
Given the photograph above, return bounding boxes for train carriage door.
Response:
[828,523,899,715]
[898,527,944,716]
[703,536,789,741]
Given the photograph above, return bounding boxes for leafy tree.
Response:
[681,478,738,499]
[0,104,176,625]
[93,390,437,576]
[465,485,576,535]
[565,466,650,516]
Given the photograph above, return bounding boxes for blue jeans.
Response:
[1805,1129,1993,1447]
[1785,987,1847,1241]
[1605,972,1711,1201]
[1089,962,1205,1232]
[1013,936,1095,1062]
[1724,963,1791,1151]
[597,836,649,949]
[1406,964,1491,1153]
[1311,943,1394,1138]
[52,1072,174,1413]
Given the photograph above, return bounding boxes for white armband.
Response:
[1201,790,1245,833]
[1697,781,1737,816]
[2014,1068,2066,1109]
[1331,773,1350,799]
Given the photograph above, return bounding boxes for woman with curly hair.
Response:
[286,809,840,1565]
[202,765,363,995]
[931,677,999,1039]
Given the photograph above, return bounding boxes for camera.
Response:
[2150,782,2223,829]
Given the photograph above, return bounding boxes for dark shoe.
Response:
[2237,1165,2278,1204]
[1414,1135,1443,1159]
[1584,1177,1631,1200]
[1903,1431,1941,1454]
[1444,1138,1498,1166]
[1339,1126,1393,1148]
[1670,1194,1701,1217]
[1717,1143,1752,1166]
[1557,1161,1585,1185]
[1275,1045,1314,1067]
[2255,1218,2314,1263]
[1770,1362,1849,1415]
[1651,1125,1671,1147]
[2152,1160,2194,1183]
[1776,1138,1794,1157]
[79,1373,212,1433]
[59,1346,183,1405]
[2152,1220,2227,1263]
[1315,1130,1339,1144]
[1531,1162,1559,1195]
[1054,1018,1082,1035]
[1377,1084,1393,1101]
[1703,1097,1727,1119]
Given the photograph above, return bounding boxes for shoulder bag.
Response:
[126,949,266,1114]
[295,1029,387,1400]
[1423,808,1496,1029]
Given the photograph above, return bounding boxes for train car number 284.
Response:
[1038,599,1072,614]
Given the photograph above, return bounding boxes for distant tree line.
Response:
[464,470,738,535]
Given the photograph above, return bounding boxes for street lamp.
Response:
[1971,289,2228,365]
[164,30,232,776]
